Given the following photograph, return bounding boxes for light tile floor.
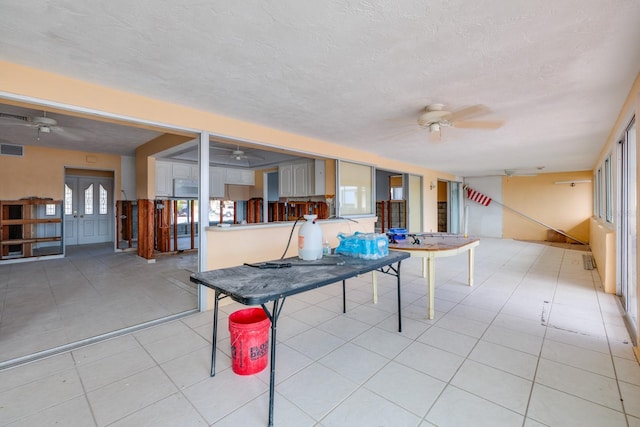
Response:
[0,244,198,366]
[1,238,640,426]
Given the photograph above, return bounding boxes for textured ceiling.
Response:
[1,1,639,176]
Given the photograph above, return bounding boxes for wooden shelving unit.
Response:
[0,199,63,260]
[376,200,406,233]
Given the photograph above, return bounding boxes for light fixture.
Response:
[430,180,437,190]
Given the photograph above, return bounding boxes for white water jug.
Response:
[298,214,323,260]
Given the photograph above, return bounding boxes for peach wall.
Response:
[502,171,593,242]
[204,218,377,308]
[590,218,616,293]
[0,61,454,232]
[0,145,121,200]
[134,134,194,199]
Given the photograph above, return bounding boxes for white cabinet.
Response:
[292,162,310,197]
[155,160,173,197]
[172,162,198,180]
[210,167,225,198]
[279,164,294,197]
[155,161,199,198]
[155,161,255,198]
[279,159,326,197]
[313,159,326,195]
[224,168,255,185]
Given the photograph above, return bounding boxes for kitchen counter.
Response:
[206,217,366,232]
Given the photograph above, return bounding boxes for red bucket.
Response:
[228,308,271,375]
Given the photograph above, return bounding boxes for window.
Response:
[64,184,72,215]
[45,204,56,216]
[595,168,602,218]
[337,161,374,216]
[84,184,93,215]
[605,154,613,223]
[99,184,108,215]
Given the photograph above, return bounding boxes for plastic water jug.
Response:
[298,214,323,260]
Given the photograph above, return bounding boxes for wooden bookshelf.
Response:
[0,199,63,260]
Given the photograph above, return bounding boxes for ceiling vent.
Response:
[0,143,24,157]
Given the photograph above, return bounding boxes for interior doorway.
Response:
[64,170,114,246]
[437,180,463,233]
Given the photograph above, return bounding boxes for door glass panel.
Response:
[84,184,93,215]
[449,182,461,234]
[99,184,107,215]
[64,184,73,215]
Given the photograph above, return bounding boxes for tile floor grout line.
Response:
[128,325,212,427]
[416,240,540,425]
[70,349,100,427]
[592,262,632,426]
[521,246,564,426]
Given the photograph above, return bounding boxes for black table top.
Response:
[190,251,410,305]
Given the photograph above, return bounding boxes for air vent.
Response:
[0,112,29,122]
[0,143,24,157]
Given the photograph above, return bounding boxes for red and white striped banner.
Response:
[464,186,492,206]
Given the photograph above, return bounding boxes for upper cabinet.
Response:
[155,160,173,197]
[171,162,198,180]
[279,159,325,197]
[224,168,255,186]
[209,167,225,198]
[155,160,255,198]
[156,160,199,198]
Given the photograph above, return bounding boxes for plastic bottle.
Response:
[298,214,323,260]
[323,240,331,255]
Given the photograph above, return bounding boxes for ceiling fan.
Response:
[211,144,264,162]
[417,104,503,142]
[0,111,83,141]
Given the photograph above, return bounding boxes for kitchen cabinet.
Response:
[210,167,225,198]
[156,160,201,198]
[156,161,255,198]
[155,160,173,197]
[224,168,255,185]
[279,164,294,197]
[312,159,326,195]
[292,162,310,197]
[279,159,326,197]
[172,162,198,180]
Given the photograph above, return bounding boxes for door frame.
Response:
[64,168,116,249]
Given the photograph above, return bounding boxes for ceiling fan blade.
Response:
[211,145,234,152]
[452,120,504,130]
[52,126,86,141]
[0,121,33,127]
[443,104,490,122]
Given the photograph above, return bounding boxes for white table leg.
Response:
[468,247,475,286]
[427,254,435,320]
[421,257,427,278]
[372,271,378,304]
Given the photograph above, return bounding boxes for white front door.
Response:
[64,175,114,246]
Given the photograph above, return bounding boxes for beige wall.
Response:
[0,145,121,200]
[0,61,454,232]
[135,134,194,199]
[204,218,377,308]
[590,218,616,293]
[502,171,593,243]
